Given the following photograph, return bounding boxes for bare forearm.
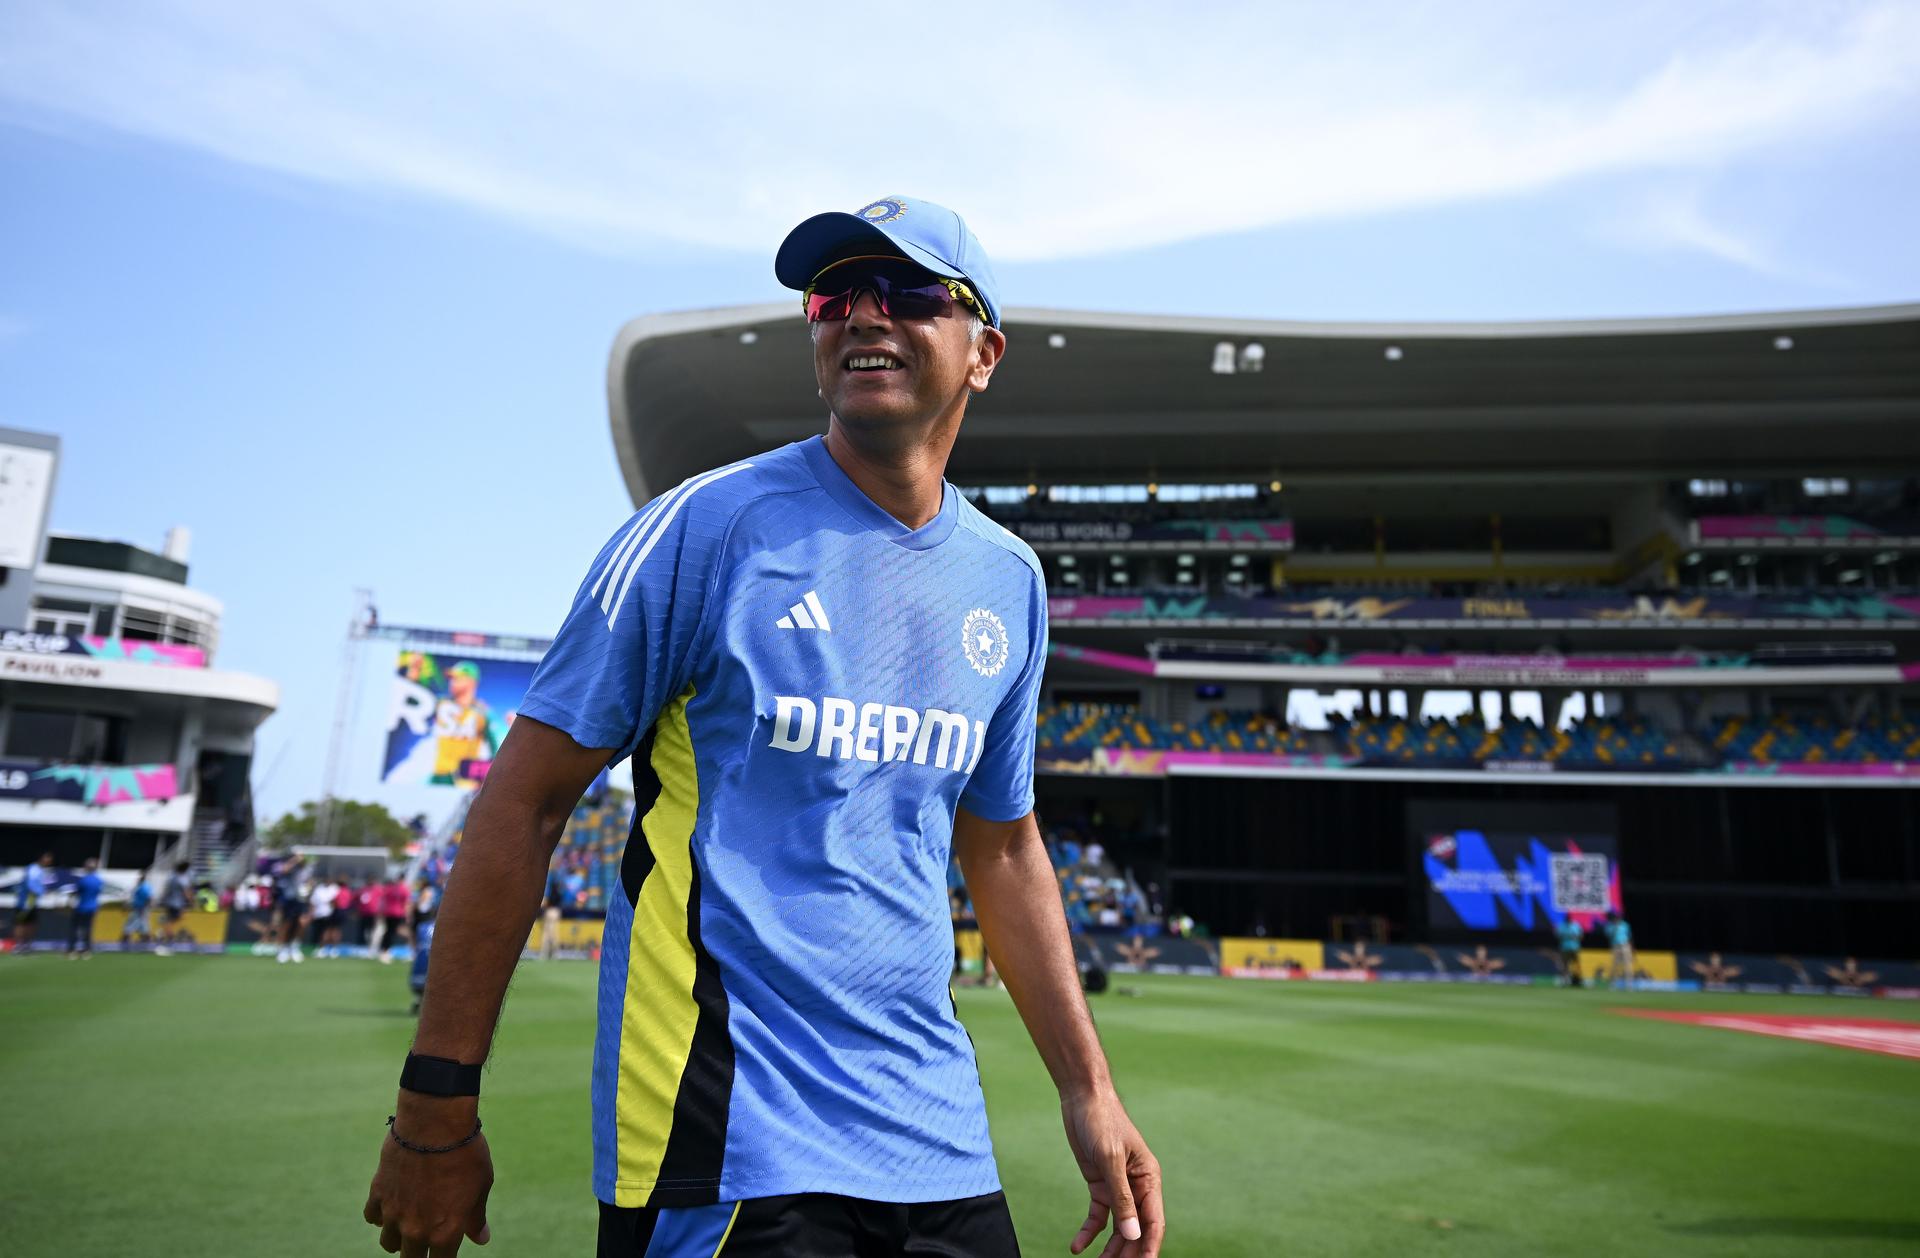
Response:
[408,781,569,1065]
[962,824,1113,1100]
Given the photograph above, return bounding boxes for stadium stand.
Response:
[1342,714,1706,769]
[1037,702,1322,757]
[550,800,629,914]
[1036,692,1920,772]
[1710,712,1920,764]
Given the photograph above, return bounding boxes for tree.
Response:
[264,799,415,858]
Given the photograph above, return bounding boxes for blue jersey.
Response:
[522,437,1046,1209]
[76,872,103,913]
[1608,919,1632,947]
[1555,919,1582,951]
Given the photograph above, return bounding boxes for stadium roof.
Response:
[606,302,1920,505]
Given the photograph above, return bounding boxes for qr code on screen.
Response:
[1549,853,1609,913]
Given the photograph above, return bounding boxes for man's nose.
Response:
[846,288,891,330]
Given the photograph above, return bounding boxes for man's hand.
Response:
[363,1095,493,1256]
[1062,1089,1164,1258]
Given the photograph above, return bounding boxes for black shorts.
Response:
[16,898,39,925]
[163,906,186,924]
[597,1191,1019,1258]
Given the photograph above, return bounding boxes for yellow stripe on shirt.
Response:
[614,685,704,1203]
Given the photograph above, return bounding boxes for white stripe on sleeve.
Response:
[605,462,755,629]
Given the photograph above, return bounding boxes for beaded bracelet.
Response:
[386,1114,483,1155]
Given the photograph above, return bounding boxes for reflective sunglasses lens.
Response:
[806,291,853,322]
[883,282,955,319]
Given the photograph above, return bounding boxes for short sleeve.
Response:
[959,568,1048,822]
[519,479,736,759]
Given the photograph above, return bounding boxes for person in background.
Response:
[539,863,565,961]
[122,871,154,948]
[274,853,308,964]
[358,878,386,958]
[378,876,411,964]
[66,856,103,959]
[333,879,356,953]
[407,878,436,941]
[154,860,192,957]
[309,874,340,957]
[1556,915,1585,988]
[1606,911,1635,990]
[407,880,441,1016]
[11,851,54,954]
[950,888,971,980]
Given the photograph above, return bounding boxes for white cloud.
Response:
[1,1,1916,262]
[1610,183,1848,288]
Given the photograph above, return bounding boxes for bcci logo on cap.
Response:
[856,197,907,224]
[961,608,1010,678]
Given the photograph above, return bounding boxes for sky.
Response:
[0,1,1915,826]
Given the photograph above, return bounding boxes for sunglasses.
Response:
[803,255,987,325]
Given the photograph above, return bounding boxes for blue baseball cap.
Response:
[775,195,1002,329]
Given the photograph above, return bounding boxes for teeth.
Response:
[848,355,899,369]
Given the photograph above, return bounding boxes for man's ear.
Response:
[968,326,1007,393]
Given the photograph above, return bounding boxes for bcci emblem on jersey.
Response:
[961,608,1010,678]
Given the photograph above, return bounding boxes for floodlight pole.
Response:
[317,588,375,848]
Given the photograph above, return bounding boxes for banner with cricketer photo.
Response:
[383,649,538,789]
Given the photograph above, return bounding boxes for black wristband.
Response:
[400,1052,483,1097]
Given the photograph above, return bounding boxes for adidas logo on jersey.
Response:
[769,696,986,773]
[776,590,833,632]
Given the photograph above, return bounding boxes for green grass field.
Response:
[2,955,1917,1257]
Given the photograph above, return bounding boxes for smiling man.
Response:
[363,195,1162,1258]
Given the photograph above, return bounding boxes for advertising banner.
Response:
[1077,933,1221,976]
[1345,653,1696,688]
[1578,948,1676,985]
[1695,515,1884,541]
[1049,592,1920,625]
[1035,748,1170,778]
[383,649,538,789]
[1047,642,1159,676]
[1012,518,1292,549]
[1673,951,1920,995]
[526,916,606,954]
[0,627,205,668]
[56,907,229,951]
[1218,937,1325,977]
[1411,801,1621,934]
[1721,762,1918,779]
[1341,941,1561,982]
[0,760,179,804]
[1036,749,1358,779]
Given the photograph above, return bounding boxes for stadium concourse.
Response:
[600,300,1920,998]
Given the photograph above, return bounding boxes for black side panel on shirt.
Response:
[649,854,736,1205]
[619,726,661,908]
